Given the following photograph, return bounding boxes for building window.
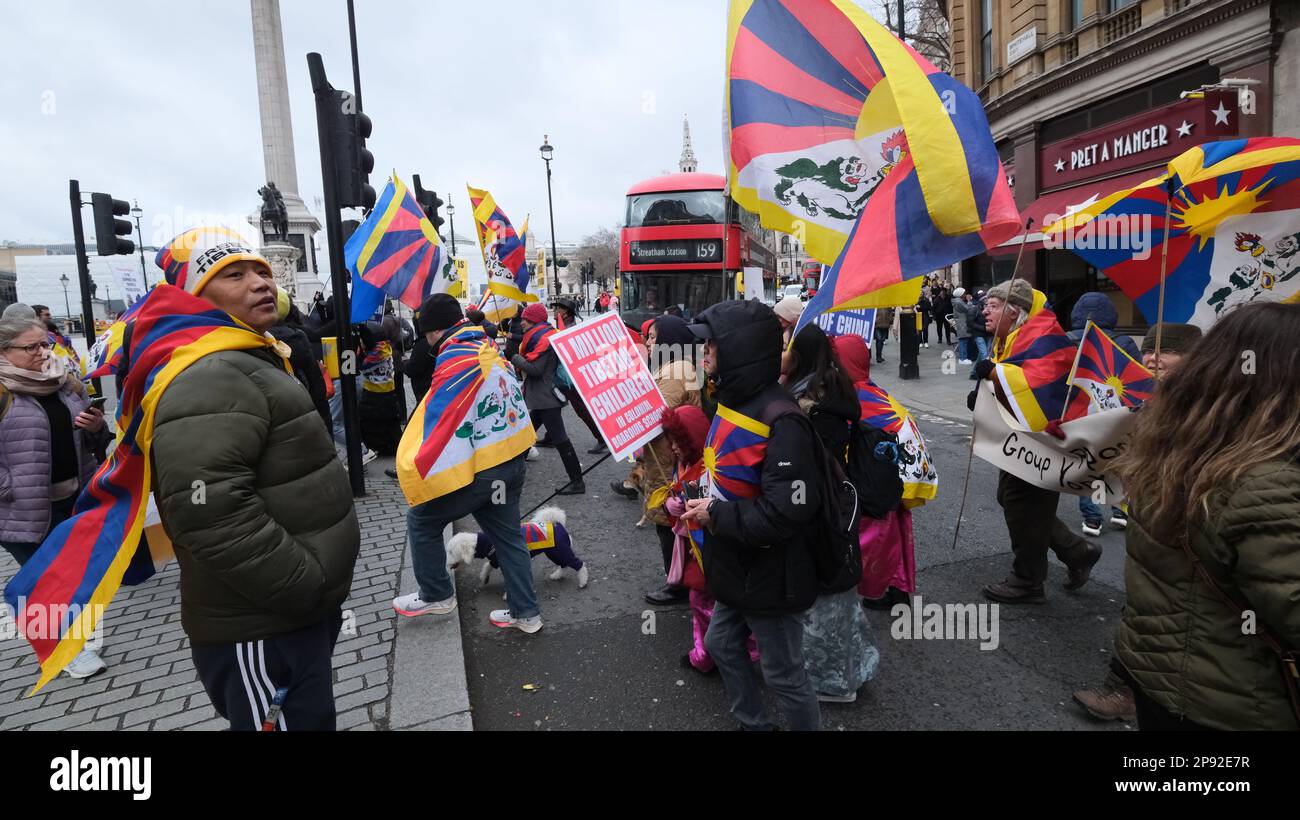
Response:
[1109,0,1138,11]
[1069,0,1084,30]
[980,0,993,82]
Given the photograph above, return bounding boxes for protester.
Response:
[1110,302,1300,730]
[638,315,704,606]
[512,302,586,495]
[465,307,498,343]
[1071,319,1203,723]
[1066,292,1141,536]
[380,301,409,418]
[974,279,1100,605]
[1140,322,1201,378]
[968,289,992,373]
[681,300,822,731]
[773,295,803,346]
[831,333,916,611]
[659,404,759,674]
[951,287,972,363]
[357,321,403,456]
[932,286,955,345]
[783,324,879,703]
[319,301,377,467]
[148,231,360,730]
[268,291,330,431]
[394,293,542,633]
[544,298,607,454]
[0,316,108,679]
[917,290,933,348]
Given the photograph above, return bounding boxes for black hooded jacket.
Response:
[692,300,820,615]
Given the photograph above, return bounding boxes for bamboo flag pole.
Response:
[951,216,1032,550]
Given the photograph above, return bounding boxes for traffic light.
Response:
[322,90,375,210]
[411,175,445,234]
[90,193,135,256]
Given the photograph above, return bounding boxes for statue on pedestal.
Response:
[258,182,289,243]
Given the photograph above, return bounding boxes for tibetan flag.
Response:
[396,323,535,506]
[468,186,537,326]
[521,521,558,552]
[728,0,1020,329]
[855,380,937,508]
[988,287,1089,431]
[1044,138,1300,328]
[4,284,282,692]
[1066,320,1155,414]
[703,404,770,502]
[347,173,457,323]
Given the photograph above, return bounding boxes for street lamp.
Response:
[446,201,456,256]
[130,200,149,288]
[59,273,71,322]
[540,135,559,300]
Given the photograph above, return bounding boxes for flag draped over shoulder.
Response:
[703,405,769,502]
[1066,320,1154,415]
[727,0,1020,331]
[855,381,937,507]
[396,323,535,506]
[4,284,283,692]
[347,174,457,323]
[468,186,536,325]
[988,288,1088,431]
[1044,138,1300,328]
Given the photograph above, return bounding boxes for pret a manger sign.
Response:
[550,313,669,461]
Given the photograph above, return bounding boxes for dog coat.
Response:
[475,521,583,571]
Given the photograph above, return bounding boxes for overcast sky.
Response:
[0,0,773,252]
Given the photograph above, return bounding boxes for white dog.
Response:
[446,506,589,590]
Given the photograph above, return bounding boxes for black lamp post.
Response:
[59,273,71,319]
[540,135,559,300]
[447,202,457,256]
[130,200,149,288]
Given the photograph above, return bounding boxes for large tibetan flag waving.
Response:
[856,380,938,508]
[1044,138,1300,328]
[727,0,1020,327]
[988,287,1089,431]
[468,185,537,324]
[4,284,282,692]
[396,323,535,506]
[1066,320,1155,414]
[347,173,457,323]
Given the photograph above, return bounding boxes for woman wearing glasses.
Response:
[0,315,107,678]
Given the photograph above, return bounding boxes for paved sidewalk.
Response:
[0,455,466,731]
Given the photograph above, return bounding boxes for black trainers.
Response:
[556,480,586,496]
[609,480,638,499]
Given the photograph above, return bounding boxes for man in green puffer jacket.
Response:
[149,230,360,731]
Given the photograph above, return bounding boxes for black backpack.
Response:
[762,402,862,593]
[846,421,904,519]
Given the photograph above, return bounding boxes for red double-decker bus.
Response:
[619,172,773,327]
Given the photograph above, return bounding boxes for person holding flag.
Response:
[969,279,1099,605]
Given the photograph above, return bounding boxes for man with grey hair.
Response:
[1,303,37,321]
[968,279,1100,605]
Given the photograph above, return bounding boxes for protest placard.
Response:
[550,312,668,461]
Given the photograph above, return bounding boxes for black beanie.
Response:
[417,293,464,334]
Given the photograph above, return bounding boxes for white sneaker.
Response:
[393,592,457,617]
[361,449,378,466]
[1081,521,1103,537]
[63,648,107,679]
[923,343,930,348]
[489,609,542,634]
[958,359,973,365]
[1110,513,1129,529]
[526,446,540,462]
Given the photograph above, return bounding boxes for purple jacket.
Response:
[0,382,98,543]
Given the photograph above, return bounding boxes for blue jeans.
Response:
[705,600,821,731]
[406,455,539,619]
[329,377,370,455]
[1078,497,1124,525]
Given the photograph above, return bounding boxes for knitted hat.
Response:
[156,227,271,297]
[985,279,1033,312]
[952,287,966,298]
[773,295,804,325]
[659,405,710,465]
[1141,323,1202,353]
[416,293,464,333]
[521,302,548,324]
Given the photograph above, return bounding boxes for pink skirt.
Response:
[857,507,916,600]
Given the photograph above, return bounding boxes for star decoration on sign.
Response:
[1177,120,1193,138]
[1054,158,1065,172]
[1212,102,1231,125]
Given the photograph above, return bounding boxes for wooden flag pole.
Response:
[951,217,1032,550]
[1152,178,1177,368]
